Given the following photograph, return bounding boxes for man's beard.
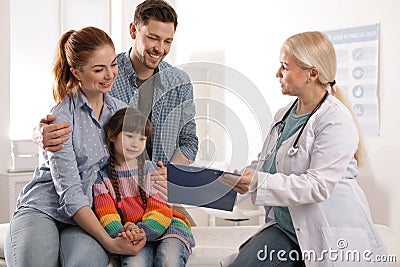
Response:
[139,54,145,64]
[136,50,158,70]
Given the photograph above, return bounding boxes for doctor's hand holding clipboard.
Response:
[218,168,258,195]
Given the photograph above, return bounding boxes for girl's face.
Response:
[71,45,118,96]
[113,131,147,166]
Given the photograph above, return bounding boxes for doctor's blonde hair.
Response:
[283,31,364,166]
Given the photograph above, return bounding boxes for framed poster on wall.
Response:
[325,23,380,136]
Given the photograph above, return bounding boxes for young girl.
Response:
[94,107,195,267]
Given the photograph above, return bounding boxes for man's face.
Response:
[131,19,175,70]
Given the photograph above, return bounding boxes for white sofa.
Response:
[0,223,257,267]
[1,223,400,266]
[0,224,7,267]
[186,226,257,266]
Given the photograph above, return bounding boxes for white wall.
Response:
[0,0,11,173]
[3,0,399,235]
[173,0,400,235]
[9,0,60,140]
[9,0,114,140]
[7,0,171,141]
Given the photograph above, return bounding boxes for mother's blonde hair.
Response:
[283,31,364,166]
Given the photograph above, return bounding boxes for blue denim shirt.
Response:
[110,49,198,164]
[17,90,127,224]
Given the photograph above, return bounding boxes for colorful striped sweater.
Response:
[93,161,195,252]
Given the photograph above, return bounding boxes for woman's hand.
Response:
[108,224,146,255]
[111,222,146,254]
[218,168,258,194]
[119,222,145,244]
[108,235,146,255]
[130,235,147,252]
[73,206,145,256]
[151,161,168,201]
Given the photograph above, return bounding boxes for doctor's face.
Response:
[276,47,309,96]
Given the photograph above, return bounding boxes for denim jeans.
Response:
[121,237,189,267]
[5,207,109,267]
[229,224,305,267]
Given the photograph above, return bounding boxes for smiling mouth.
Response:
[149,53,161,59]
[100,82,112,86]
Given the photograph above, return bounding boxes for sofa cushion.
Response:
[374,224,400,267]
[0,223,9,260]
[107,226,259,267]
[187,226,258,266]
[3,223,397,267]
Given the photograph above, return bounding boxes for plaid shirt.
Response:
[110,49,198,164]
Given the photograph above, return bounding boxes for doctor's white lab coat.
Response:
[222,95,387,267]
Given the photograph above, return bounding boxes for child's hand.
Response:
[119,222,146,243]
[127,228,146,245]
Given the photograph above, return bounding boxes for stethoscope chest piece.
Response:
[286,91,329,157]
[287,146,298,156]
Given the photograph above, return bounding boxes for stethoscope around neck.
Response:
[259,91,329,161]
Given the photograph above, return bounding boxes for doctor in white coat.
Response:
[220,31,387,267]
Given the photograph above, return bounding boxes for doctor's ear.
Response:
[308,68,319,81]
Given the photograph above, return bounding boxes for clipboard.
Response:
[167,163,238,211]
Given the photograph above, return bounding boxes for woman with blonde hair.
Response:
[220,31,387,267]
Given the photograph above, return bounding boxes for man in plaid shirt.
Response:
[36,0,198,210]
[38,0,198,167]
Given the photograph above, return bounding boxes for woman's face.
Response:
[276,47,309,96]
[72,45,117,96]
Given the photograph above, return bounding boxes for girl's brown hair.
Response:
[52,26,115,103]
[104,108,152,220]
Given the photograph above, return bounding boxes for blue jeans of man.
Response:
[121,237,189,267]
[229,224,305,267]
[5,207,109,267]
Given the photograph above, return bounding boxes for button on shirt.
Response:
[17,90,127,224]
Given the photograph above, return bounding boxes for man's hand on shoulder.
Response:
[32,114,72,152]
